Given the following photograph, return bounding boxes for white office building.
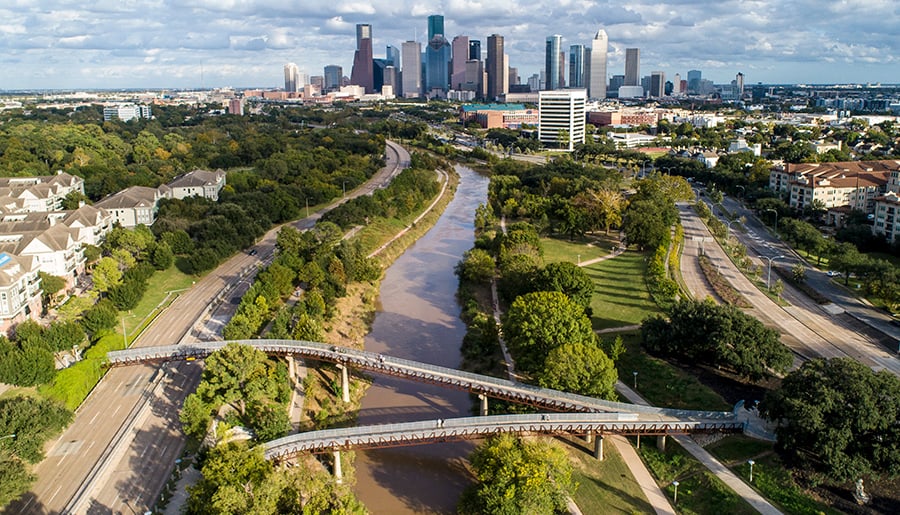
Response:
[539,89,586,151]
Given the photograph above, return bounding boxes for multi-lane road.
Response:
[6,140,410,515]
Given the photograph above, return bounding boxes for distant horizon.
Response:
[2,2,899,90]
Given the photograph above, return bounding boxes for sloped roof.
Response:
[95,186,160,210]
[168,169,225,189]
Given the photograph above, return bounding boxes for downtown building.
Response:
[539,89,587,151]
[588,29,608,99]
[401,41,422,98]
[350,24,375,93]
[486,34,506,101]
[425,15,451,97]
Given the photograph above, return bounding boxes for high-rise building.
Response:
[464,59,485,97]
[527,73,541,92]
[486,34,505,101]
[569,45,585,88]
[650,71,665,98]
[451,35,469,90]
[539,89,586,151]
[672,73,682,95]
[324,65,342,92]
[386,45,400,67]
[687,69,701,93]
[227,98,243,116]
[545,35,562,90]
[609,74,625,94]
[310,76,325,90]
[508,66,519,86]
[735,72,745,98]
[425,15,451,93]
[401,40,422,98]
[588,29,608,99]
[350,24,374,93]
[469,40,481,60]
[624,48,640,86]
[284,63,300,93]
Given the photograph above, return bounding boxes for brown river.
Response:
[353,165,489,514]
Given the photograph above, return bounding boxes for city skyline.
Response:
[1,1,899,90]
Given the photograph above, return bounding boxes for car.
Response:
[826,270,840,277]
[248,249,258,256]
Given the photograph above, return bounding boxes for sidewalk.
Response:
[610,435,676,515]
[616,381,783,515]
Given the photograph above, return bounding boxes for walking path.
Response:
[616,381,783,515]
[609,435,676,515]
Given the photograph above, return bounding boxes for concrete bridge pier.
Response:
[336,364,350,403]
[478,394,488,416]
[657,435,667,452]
[333,451,343,484]
[584,432,593,444]
[594,435,604,460]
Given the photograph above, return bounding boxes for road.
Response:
[680,197,900,376]
[7,140,411,515]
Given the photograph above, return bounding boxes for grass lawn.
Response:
[614,332,731,411]
[125,267,199,338]
[564,436,654,514]
[540,235,618,265]
[582,251,662,330]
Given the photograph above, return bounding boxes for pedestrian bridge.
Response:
[106,339,736,421]
[263,412,740,463]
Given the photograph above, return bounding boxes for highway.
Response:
[6,140,410,515]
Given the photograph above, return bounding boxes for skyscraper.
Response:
[386,45,400,66]
[284,63,299,93]
[672,73,682,95]
[451,35,469,90]
[425,15,451,93]
[350,24,374,93]
[569,45,585,88]
[545,35,562,90]
[401,40,422,98]
[469,40,481,60]
[486,34,505,101]
[588,29,608,99]
[687,69,701,93]
[624,48,640,86]
[735,72,745,98]
[539,89,586,151]
[324,65,342,92]
[650,71,665,97]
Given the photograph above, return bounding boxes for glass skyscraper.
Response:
[545,35,562,90]
[425,14,451,93]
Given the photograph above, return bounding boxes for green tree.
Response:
[533,261,594,313]
[194,343,270,417]
[459,434,575,515]
[765,358,900,481]
[91,256,122,294]
[0,453,34,507]
[502,291,596,375]
[38,272,67,307]
[0,396,72,464]
[538,341,616,399]
[187,442,282,515]
[455,248,496,284]
[79,299,119,335]
[149,242,175,270]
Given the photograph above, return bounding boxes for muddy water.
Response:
[353,166,488,514]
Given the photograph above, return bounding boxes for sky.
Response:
[1,0,898,91]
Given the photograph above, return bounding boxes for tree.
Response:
[533,261,594,313]
[38,272,67,307]
[765,358,900,481]
[459,434,575,515]
[455,248,496,284]
[194,343,270,417]
[149,242,175,270]
[0,453,34,508]
[622,199,670,250]
[538,341,616,399]
[91,256,122,294]
[502,291,596,374]
[187,442,282,515]
[79,299,118,335]
[0,396,72,464]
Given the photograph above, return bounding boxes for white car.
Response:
[826,270,840,277]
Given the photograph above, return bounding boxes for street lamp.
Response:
[632,370,638,389]
[764,255,785,290]
[725,218,741,239]
[748,459,755,482]
[764,208,779,232]
[736,185,745,200]
[672,480,680,504]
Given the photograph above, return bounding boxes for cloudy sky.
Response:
[1,0,898,90]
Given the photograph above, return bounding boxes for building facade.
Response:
[769,161,896,211]
[401,41,422,98]
[569,45,585,88]
[0,253,42,334]
[486,34,505,101]
[588,29,608,99]
[350,24,374,93]
[324,65,343,92]
[545,35,563,90]
[425,15,451,94]
[624,48,640,86]
[539,89,587,151]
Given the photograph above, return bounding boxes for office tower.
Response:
[469,40,481,60]
[464,59,484,97]
[386,45,400,66]
[609,74,625,93]
[527,73,541,92]
[687,69,701,93]
[350,24,374,93]
[486,34,505,101]
[451,36,469,90]
[735,72,745,97]
[284,62,299,92]
[504,53,510,93]
[373,58,388,91]
[545,35,562,90]
[310,76,325,90]
[324,65,342,92]
[384,65,398,95]
[589,29,608,99]
[401,40,422,98]
[641,75,651,95]
[425,14,451,93]
[539,89,587,151]
[583,47,591,92]
[624,48,639,86]
[569,45,585,88]
[650,71,665,97]
[672,73,682,95]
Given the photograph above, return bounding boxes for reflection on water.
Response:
[353,166,488,514]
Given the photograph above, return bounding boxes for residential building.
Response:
[588,110,659,127]
[539,89,586,151]
[350,24,374,93]
[102,104,151,122]
[459,104,538,129]
[545,35,562,90]
[486,34,505,101]
[769,161,896,211]
[0,172,84,213]
[588,29,608,99]
[624,48,640,86]
[94,186,170,228]
[227,98,243,115]
[873,190,900,243]
[401,41,422,98]
[569,45,585,88]
[425,15,451,93]
[167,169,226,201]
[0,252,42,334]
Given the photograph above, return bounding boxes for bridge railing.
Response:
[107,339,736,422]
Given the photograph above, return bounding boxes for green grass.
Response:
[582,251,662,330]
[705,435,773,463]
[540,235,617,265]
[566,437,654,514]
[637,440,757,515]
[614,332,731,411]
[734,454,841,515]
[125,267,198,337]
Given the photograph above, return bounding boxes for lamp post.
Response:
[672,480,680,504]
[764,208,779,232]
[736,184,745,199]
[764,255,785,290]
[725,218,740,239]
[632,370,638,389]
[748,459,755,482]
